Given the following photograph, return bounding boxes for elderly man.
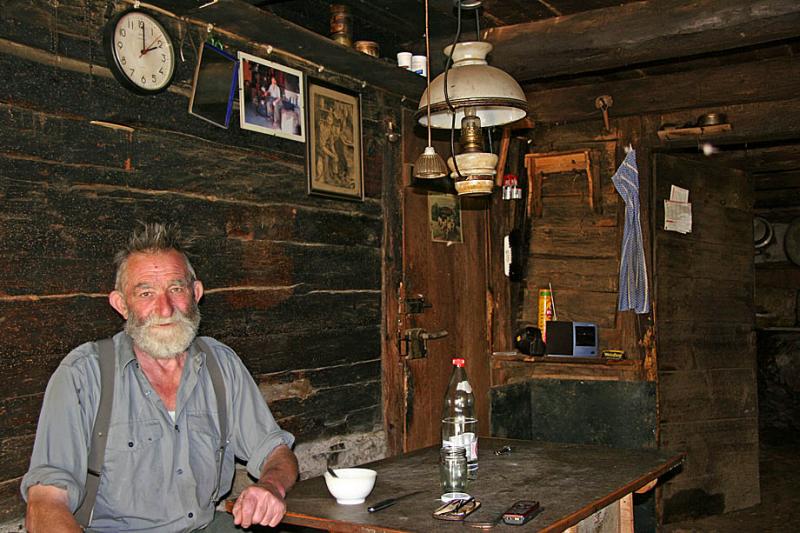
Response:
[22,223,298,532]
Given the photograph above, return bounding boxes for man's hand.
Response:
[25,485,82,533]
[232,444,298,528]
[232,480,286,528]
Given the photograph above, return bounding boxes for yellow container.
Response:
[537,289,554,342]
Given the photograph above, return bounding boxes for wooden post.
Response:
[495,126,512,186]
[618,493,634,533]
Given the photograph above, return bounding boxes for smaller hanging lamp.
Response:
[413,0,448,179]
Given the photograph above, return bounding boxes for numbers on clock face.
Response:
[113,12,174,90]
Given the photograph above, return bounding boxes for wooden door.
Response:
[383,108,490,455]
[653,153,760,518]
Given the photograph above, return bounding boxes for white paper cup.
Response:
[411,55,427,76]
[396,52,412,69]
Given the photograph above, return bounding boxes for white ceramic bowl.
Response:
[323,468,377,504]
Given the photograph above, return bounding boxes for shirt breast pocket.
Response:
[186,411,226,505]
[101,421,165,513]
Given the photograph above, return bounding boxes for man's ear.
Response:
[109,290,128,319]
[192,280,204,303]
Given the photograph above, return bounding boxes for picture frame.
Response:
[188,43,238,129]
[428,193,463,243]
[307,81,363,201]
[238,51,305,142]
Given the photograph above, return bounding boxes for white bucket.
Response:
[396,52,412,69]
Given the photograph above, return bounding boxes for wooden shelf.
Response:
[657,123,732,141]
[182,0,426,100]
[491,352,644,385]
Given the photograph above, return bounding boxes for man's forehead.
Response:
[125,250,191,282]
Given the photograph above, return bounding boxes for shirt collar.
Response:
[114,331,137,369]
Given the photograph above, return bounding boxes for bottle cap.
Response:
[452,358,465,367]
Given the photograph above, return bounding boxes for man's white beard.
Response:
[125,304,201,359]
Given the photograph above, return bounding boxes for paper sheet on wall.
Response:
[670,185,689,203]
[664,200,692,233]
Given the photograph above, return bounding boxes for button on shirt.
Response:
[21,332,295,533]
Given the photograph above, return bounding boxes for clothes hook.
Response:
[594,95,614,131]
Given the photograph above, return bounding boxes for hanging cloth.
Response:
[611,148,650,314]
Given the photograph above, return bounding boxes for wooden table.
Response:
[283,437,683,532]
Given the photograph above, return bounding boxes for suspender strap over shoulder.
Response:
[74,338,115,527]
[74,337,228,528]
[195,338,228,451]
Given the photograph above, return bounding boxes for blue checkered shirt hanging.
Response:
[611,149,650,314]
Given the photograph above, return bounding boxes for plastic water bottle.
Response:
[442,357,477,473]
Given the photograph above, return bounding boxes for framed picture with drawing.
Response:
[307,81,363,200]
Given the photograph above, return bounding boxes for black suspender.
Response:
[198,338,228,455]
[74,338,115,526]
[199,338,228,504]
[74,337,228,527]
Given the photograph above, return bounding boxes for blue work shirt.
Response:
[21,332,295,532]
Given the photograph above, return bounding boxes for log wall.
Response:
[521,145,623,352]
[511,42,800,524]
[0,0,407,521]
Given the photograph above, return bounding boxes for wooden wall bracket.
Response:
[524,150,601,218]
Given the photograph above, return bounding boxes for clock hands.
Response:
[140,35,162,56]
[139,36,161,57]
[141,22,146,55]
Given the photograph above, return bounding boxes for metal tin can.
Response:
[330,4,352,46]
[538,289,553,342]
[354,40,379,58]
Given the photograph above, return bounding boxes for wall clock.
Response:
[103,8,176,95]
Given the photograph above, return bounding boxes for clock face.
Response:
[104,9,176,94]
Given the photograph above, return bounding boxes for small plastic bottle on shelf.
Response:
[441,357,478,474]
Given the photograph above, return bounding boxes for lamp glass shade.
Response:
[417,41,528,129]
[413,146,449,179]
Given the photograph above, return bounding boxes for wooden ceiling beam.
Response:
[161,0,425,100]
[525,55,800,124]
[427,0,800,81]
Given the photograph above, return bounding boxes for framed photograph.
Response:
[428,193,463,243]
[238,51,305,142]
[307,82,363,201]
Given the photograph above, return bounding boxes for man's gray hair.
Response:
[114,222,197,291]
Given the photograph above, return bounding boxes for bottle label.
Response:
[455,381,472,394]
[443,432,477,463]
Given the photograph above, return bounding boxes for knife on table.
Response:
[367,490,424,512]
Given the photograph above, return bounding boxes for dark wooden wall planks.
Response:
[0,0,408,521]
[499,39,800,525]
[653,154,759,521]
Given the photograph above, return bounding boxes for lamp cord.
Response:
[445,0,464,179]
[424,0,432,147]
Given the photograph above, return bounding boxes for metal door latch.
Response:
[400,328,448,359]
[404,296,432,315]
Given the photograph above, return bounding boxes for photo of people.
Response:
[238,52,304,142]
[428,193,463,243]
[307,83,363,200]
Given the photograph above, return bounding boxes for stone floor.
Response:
[663,441,800,532]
